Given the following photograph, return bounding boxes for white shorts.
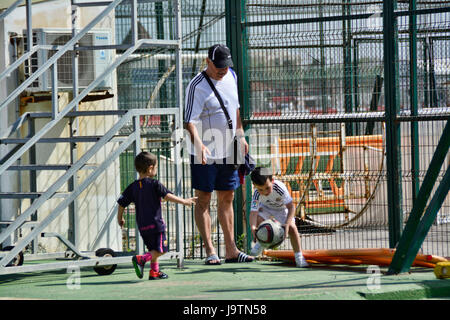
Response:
[257,206,294,225]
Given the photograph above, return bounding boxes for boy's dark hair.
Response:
[135,151,157,174]
[250,167,272,186]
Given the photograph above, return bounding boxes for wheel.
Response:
[93,248,117,275]
[2,246,24,267]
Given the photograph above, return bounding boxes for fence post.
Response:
[409,0,420,203]
[383,0,403,248]
[226,0,250,250]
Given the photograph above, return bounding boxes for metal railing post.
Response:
[51,64,58,120]
[173,0,184,267]
[133,113,143,255]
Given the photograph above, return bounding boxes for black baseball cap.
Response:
[208,44,233,68]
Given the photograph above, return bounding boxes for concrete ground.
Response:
[1,258,449,301]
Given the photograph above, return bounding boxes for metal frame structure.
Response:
[0,107,184,274]
[0,0,185,274]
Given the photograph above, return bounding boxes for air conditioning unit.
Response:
[22,28,113,92]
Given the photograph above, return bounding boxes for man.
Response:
[184,44,254,265]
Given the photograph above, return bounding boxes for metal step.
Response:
[7,165,71,171]
[72,0,170,8]
[0,221,39,228]
[27,110,127,119]
[0,192,69,199]
[6,164,98,171]
[0,135,127,144]
[72,1,113,7]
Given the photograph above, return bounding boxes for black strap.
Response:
[202,71,233,130]
[202,70,239,166]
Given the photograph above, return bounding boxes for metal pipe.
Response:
[0,45,38,81]
[173,0,184,268]
[51,64,58,119]
[131,0,138,45]
[243,6,450,28]
[25,0,32,56]
[132,114,143,255]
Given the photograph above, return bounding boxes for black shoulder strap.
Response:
[202,71,233,130]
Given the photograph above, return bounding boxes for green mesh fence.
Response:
[114,1,450,259]
[241,1,450,257]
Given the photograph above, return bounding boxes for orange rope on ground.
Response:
[264,249,447,268]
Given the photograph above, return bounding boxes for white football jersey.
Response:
[250,180,293,212]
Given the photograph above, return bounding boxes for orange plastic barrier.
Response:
[271,134,384,214]
[263,249,448,268]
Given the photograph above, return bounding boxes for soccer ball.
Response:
[255,219,285,248]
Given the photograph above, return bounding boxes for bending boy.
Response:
[249,167,309,268]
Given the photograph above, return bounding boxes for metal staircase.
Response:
[0,0,184,274]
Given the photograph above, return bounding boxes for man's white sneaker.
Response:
[250,242,264,256]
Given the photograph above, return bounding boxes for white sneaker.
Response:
[295,254,309,268]
[250,242,264,256]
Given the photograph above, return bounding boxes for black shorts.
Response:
[140,230,168,253]
[190,156,239,192]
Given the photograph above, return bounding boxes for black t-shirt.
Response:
[117,178,172,232]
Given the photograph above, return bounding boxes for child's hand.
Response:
[118,218,125,228]
[183,197,198,207]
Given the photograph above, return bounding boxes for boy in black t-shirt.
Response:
[117,152,197,280]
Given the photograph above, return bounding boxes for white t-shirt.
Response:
[250,180,293,212]
[184,68,240,160]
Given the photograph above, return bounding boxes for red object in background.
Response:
[253,111,281,117]
[272,96,294,103]
[140,115,161,126]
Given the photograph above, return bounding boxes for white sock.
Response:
[294,251,303,259]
